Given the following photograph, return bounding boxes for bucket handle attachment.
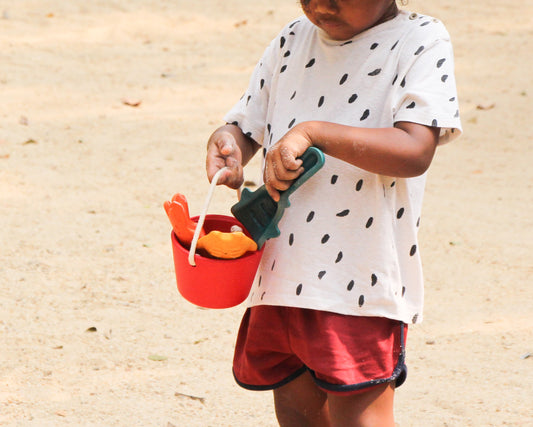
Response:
[188,167,228,266]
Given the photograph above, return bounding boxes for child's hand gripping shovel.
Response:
[231,147,325,249]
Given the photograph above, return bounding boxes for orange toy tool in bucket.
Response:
[169,168,263,309]
[172,215,263,309]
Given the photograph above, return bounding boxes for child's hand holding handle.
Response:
[206,124,260,190]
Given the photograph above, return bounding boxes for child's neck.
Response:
[375,2,400,28]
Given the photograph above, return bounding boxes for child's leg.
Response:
[273,370,330,427]
[274,374,395,427]
[327,383,395,427]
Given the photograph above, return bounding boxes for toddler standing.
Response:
[206,1,461,425]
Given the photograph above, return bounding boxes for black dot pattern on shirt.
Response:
[289,20,300,29]
[244,15,454,324]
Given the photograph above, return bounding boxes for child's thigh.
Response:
[327,383,396,427]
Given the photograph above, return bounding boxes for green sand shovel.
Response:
[231,147,325,249]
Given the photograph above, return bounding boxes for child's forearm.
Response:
[300,121,440,178]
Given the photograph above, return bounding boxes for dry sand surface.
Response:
[1,0,532,426]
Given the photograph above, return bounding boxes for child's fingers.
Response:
[268,147,304,181]
[208,163,243,189]
[264,157,302,202]
[206,133,244,188]
[279,146,303,171]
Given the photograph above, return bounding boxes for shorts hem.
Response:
[309,363,407,394]
[232,366,308,391]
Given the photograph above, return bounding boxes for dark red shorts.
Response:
[233,305,407,395]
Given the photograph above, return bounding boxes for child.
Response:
[206,0,461,425]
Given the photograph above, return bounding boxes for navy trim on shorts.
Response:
[309,322,407,393]
[233,366,308,391]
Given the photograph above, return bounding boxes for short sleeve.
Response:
[393,25,462,144]
[223,35,282,146]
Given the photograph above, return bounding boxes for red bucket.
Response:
[171,214,263,309]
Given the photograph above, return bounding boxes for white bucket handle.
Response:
[188,167,228,266]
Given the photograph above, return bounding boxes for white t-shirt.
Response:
[224,11,462,324]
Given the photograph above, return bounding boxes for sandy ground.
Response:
[0,1,532,426]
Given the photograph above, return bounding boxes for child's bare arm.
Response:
[265,121,440,201]
[206,124,260,189]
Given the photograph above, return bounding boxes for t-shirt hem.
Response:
[247,297,422,325]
